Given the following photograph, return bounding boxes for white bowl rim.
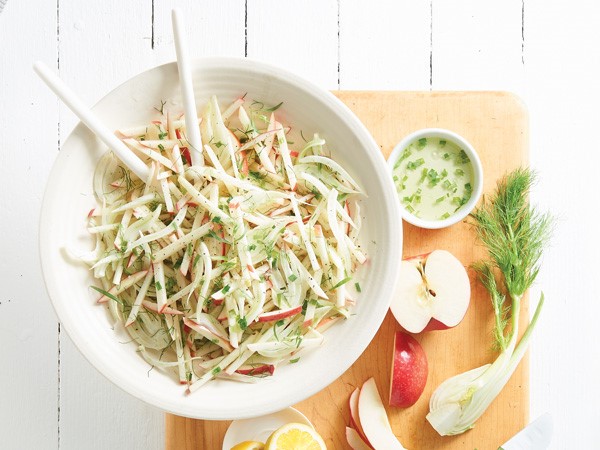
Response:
[38,56,403,419]
[387,127,484,229]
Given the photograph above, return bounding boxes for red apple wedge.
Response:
[346,427,373,450]
[390,249,470,333]
[257,305,302,322]
[349,388,371,447]
[358,378,407,450]
[389,331,428,408]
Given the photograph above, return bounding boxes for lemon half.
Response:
[265,422,326,450]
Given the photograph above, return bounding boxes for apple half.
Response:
[390,249,470,333]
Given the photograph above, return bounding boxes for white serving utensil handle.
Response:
[172,8,203,166]
[33,61,149,180]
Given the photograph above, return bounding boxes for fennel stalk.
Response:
[426,168,554,436]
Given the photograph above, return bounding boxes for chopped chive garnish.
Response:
[439,139,447,147]
[455,168,465,176]
[222,285,231,294]
[393,147,412,169]
[427,169,441,186]
[456,149,471,164]
[90,286,123,305]
[393,175,399,182]
[406,204,415,213]
[441,169,448,178]
[288,274,298,282]
[355,282,362,292]
[406,158,425,170]
[436,196,446,203]
[155,281,163,291]
[440,212,451,220]
[290,357,300,363]
[465,182,472,192]
[212,367,222,375]
[301,300,308,315]
[442,153,451,160]
[417,138,427,148]
[237,317,248,330]
[265,101,283,112]
[332,276,352,290]
[419,168,428,184]
[452,196,465,206]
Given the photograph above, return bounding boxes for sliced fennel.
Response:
[83,95,366,393]
[427,168,554,436]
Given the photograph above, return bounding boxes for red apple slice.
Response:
[389,331,428,408]
[257,305,302,322]
[390,249,470,333]
[358,378,406,450]
[349,388,371,446]
[235,364,275,376]
[346,427,373,450]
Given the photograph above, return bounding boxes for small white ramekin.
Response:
[387,128,484,229]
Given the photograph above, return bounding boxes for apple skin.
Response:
[235,364,275,376]
[257,305,302,322]
[403,251,432,262]
[348,388,371,447]
[422,318,452,331]
[389,331,428,408]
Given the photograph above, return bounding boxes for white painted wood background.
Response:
[0,0,595,448]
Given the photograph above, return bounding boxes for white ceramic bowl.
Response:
[387,128,483,229]
[39,57,402,420]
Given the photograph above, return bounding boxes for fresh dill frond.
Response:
[470,168,554,297]
[472,261,510,351]
[470,167,554,350]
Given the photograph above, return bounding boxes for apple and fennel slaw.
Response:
[82,95,366,393]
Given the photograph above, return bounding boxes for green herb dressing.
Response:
[393,137,474,220]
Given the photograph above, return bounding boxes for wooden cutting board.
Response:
[166,91,529,450]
